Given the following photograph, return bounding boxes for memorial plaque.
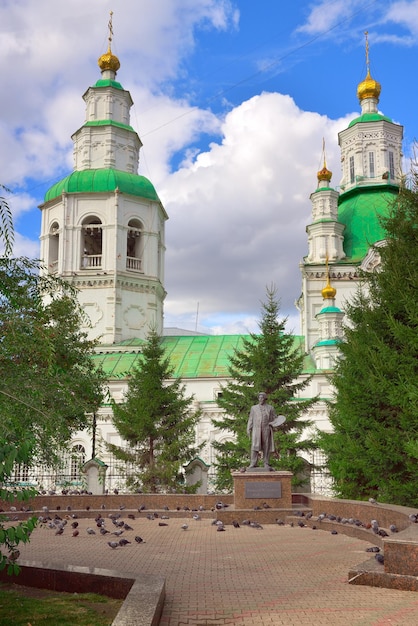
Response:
[245,481,282,499]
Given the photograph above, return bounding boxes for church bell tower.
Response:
[39,15,167,344]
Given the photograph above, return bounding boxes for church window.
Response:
[388,151,395,180]
[48,221,59,274]
[368,151,375,178]
[126,219,143,271]
[81,217,103,269]
[349,156,355,183]
[70,445,86,481]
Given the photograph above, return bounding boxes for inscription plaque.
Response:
[245,482,282,499]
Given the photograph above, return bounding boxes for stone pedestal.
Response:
[232,470,293,509]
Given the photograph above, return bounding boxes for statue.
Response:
[247,392,285,470]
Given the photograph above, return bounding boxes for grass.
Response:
[0,583,123,626]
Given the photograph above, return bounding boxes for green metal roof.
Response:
[317,306,342,314]
[44,169,160,203]
[348,112,393,127]
[83,120,135,132]
[93,79,124,90]
[92,334,316,379]
[337,185,398,262]
[315,339,340,346]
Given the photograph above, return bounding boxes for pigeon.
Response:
[86,527,96,535]
[55,528,64,535]
[232,520,240,528]
[409,513,417,523]
[134,536,144,543]
[216,524,226,531]
[241,519,251,526]
[138,505,146,511]
[159,522,168,527]
[331,530,338,535]
[124,523,133,531]
[369,498,378,505]
[251,519,264,530]
[181,523,188,531]
[72,530,79,537]
[100,527,110,535]
[378,529,389,537]
[192,514,201,521]
[127,514,135,520]
[375,553,384,564]
[297,520,305,528]
[112,530,124,536]
[366,546,380,552]
[119,538,131,546]
[108,541,119,549]
[389,524,398,533]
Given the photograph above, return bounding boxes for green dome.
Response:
[348,112,392,128]
[338,185,398,262]
[44,169,160,203]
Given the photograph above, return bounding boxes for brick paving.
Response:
[14,513,418,625]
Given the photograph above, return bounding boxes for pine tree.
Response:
[212,286,318,491]
[109,328,202,493]
[319,181,418,506]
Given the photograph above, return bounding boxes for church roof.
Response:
[44,168,160,203]
[92,334,315,379]
[348,112,392,127]
[337,184,399,262]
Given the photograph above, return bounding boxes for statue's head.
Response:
[258,392,267,404]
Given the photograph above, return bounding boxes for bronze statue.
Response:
[247,392,277,470]
[246,393,286,470]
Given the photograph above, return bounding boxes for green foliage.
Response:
[0,185,14,257]
[212,286,318,491]
[319,182,418,506]
[109,328,203,493]
[0,257,106,464]
[0,442,38,576]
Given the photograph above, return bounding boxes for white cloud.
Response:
[161,92,354,333]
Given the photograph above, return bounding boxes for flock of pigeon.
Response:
[10,494,418,566]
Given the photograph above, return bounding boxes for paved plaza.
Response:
[14,513,418,625]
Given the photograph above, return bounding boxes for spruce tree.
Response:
[212,286,318,491]
[319,182,418,506]
[109,328,202,493]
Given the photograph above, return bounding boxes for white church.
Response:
[37,35,403,493]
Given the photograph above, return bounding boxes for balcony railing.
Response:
[126,256,142,271]
[81,254,102,269]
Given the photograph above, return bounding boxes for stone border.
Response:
[0,560,165,626]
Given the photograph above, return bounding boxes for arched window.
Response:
[70,444,86,481]
[126,219,143,271]
[48,222,60,274]
[81,217,103,269]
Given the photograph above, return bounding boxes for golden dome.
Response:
[357,69,381,102]
[98,46,120,73]
[322,282,337,299]
[317,166,332,183]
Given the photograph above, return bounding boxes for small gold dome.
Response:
[98,47,120,73]
[357,69,381,102]
[322,282,337,299]
[317,166,332,183]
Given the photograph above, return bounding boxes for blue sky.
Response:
[1,0,417,334]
